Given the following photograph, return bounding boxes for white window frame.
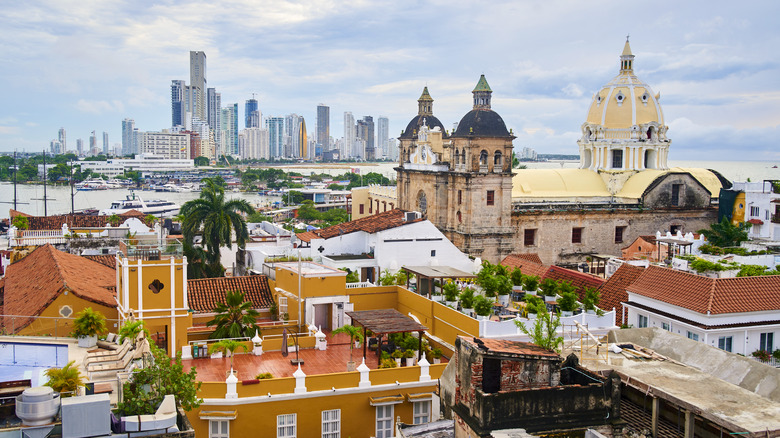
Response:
[638,314,648,328]
[760,332,774,352]
[322,409,340,438]
[687,331,699,341]
[279,296,289,318]
[718,336,733,352]
[750,206,760,217]
[277,413,296,438]
[209,419,229,438]
[375,404,393,438]
[413,400,431,425]
[661,322,670,331]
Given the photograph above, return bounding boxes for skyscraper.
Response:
[298,118,307,159]
[357,116,375,160]
[207,88,221,149]
[103,132,109,155]
[343,112,355,159]
[122,118,136,156]
[171,80,187,127]
[189,51,207,121]
[316,104,329,157]
[89,131,98,156]
[377,116,389,158]
[220,104,238,157]
[58,127,66,152]
[76,139,84,157]
[245,97,259,128]
[266,117,284,160]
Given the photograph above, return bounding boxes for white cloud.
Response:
[0,126,20,135]
[75,99,125,115]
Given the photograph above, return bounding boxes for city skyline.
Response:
[1,1,779,161]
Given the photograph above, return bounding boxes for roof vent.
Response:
[16,386,60,427]
[405,211,421,222]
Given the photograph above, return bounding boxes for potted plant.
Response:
[524,294,544,316]
[256,372,274,380]
[473,295,493,320]
[119,320,149,349]
[380,357,398,368]
[391,349,404,367]
[510,268,524,291]
[524,275,540,294]
[557,290,578,317]
[459,288,475,317]
[332,324,364,371]
[269,301,279,320]
[496,274,513,307]
[582,287,603,315]
[431,347,443,364]
[539,278,559,302]
[403,349,416,367]
[443,281,459,307]
[72,307,107,348]
[210,339,249,375]
[44,361,84,397]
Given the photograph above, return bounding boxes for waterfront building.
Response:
[239,127,270,160]
[344,111,355,159]
[377,116,389,158]
[316,104,329,157]
[357,116,375,160]
[285,113,305,159]
[207,87,221,148]
[102,131,109,155]
[266,116,284,160]
[189,51,207,121]
[58,127,66,152]
[245,97,259,128]
[89,131,99,156]
[121,118,136,156]
[138,130,190,159]
[220,104,238,157]
[76,138,84,156]
[171,79,187,127]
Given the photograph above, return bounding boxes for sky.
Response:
[1,0,779,161]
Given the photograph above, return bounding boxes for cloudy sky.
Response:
[1,0,779,161]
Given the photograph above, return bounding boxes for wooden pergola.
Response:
[346,309,429,366]
[401,265,477,296]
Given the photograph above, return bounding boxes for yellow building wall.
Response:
[274,270,348,299]
[351,187,370,219]
[17,292,118,337]
[348,286,398,310]
[732,192,746,224]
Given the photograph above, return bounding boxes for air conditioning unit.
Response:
[405,211,421,222]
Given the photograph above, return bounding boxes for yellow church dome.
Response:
[585,39,664,129]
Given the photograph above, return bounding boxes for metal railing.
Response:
[0,314,122,337]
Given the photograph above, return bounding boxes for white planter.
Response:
[433,358,441,364]
[476,315,489,321]
[585,309,596,315]
[544,296,556,302]
[405,357,415,367]
[498,295,510,306]
[78,335,97,348]
[432,295,443,302]
[395,358,402,367]
[445,300,457,308]
[512,285,524,292]
[561,310,574,317]
[462,307,474,317]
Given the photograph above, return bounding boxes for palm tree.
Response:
[44,361,84,397]
[209,339,249,371]
[331,324,364,363]
[180,178,254,269]
[207,290,260,339]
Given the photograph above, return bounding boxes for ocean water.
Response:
[1,160,777,217]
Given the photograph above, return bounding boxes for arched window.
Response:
[417,190,427,214]
[494,151,502,167]
[479,150,488,166]
[457,211,462,223]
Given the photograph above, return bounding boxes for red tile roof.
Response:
[10,210,148,231]
[296,209,421,242]
[83,255,117,269]
[627,265,780,315]
[187,275,274,313]
[501,253,543,266]
[499,256,549,279]
[469,337,560,359]
[3,244,117,331]
[545,266,605,300]
[597,263,645,325]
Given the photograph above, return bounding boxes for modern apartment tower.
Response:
[357,116,375,160]
[58,128,66,152]
[220,104,238,157]
[207,88,221,149]
[171,80,187,127]
[245,97,259,128]
[343,112,355,159]
[189,51,207,121]
[316,104,329,157]
[377,116,389,159]
[103,132,109,155]
[122,118,136,156]
[266,117,285,160]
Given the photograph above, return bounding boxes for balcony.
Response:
[119,238,183,261]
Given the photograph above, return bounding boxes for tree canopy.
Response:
[697,218,751,248]
[207,290,261,339]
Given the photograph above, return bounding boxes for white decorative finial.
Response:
[626,34,630,42]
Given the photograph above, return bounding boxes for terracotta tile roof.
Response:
[83,255,117,270]
[11,210,147,231]
[545,266,605,300]
[3,244,117,331]
[597,263,645,325]
[499,256,549,279]
[627,265,780,315]
[501,253,543,266]
[187,275,274,313]
[296,209,420,242]
[469,337,560,359]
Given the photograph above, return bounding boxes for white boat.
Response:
[76,177,111,191]
[99,194,181,218]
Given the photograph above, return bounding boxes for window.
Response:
[376,405,393,438]
[612,150,623,168]
[638,315,648,328]
[457,211,462,223]
[413,401,431,425]
[494,151,502,167]
[718,336,733,352]
[458,190,462,205]
[662,322,670,331]
[670,225,681,234]
[486,190,495,206]
[687,331,699,341]
[417,191,427,214]
[760,332,774,352]
[278,296,288,318]
[322,409,340,438]
[210,420,229,438]
[369,200,372,213]
[359,204,364,215]
[524,229,536,246]
[431,250,436,257]
[479,150,488,166]
[572,227,583,244]
[277,414,296,438]
[671,184,682,206]
[750,206,760,217]
[615,226,626,243]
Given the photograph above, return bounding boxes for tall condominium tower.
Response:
[285,114,305,158]
[207,88,221,148]
[76,139,84,157]
[266,117,285,160]
[189,51,207,121]
[245,98,259,128]
[102,132,109,155]
[89,131,98,156]
[298,118,307,159]
[220,104,238,157]
[122,118,136,156]
[377,116,389,158]
[171,80,187,127]
[357,116,375,160]
[316,104,329,157]
[343,112,355,159]
[58,128,67,152]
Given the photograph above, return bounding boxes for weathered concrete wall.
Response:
[609,327,780,402]
[643,173,712,209]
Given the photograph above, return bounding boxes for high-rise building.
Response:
[343,112,355,159]
[89,131,99,156]
[239,127,270,160]
[49,140,62,155]
[103,132,109,155]
[285,114,305,158]
[266,117,284,160]
[220,104,238,157]
[122,118,136,156]
[58,128,66,152]
[245,98,259,128]
[298,118,307,159]
[377,116,389,158]
[357,116,375,160]
[316,104,329,157]
[138,130,190,159]
[207,88,221,149]
[76,139,84,156]
[189,51,207,121]
[171,80,187,127]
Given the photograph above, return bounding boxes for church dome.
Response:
[585,39,664,129]
[400,114,447,139]
[452,109,511,137]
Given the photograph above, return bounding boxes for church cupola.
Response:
[620,36,635,74]
[418,86,433,116]
[472,75,492,110]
